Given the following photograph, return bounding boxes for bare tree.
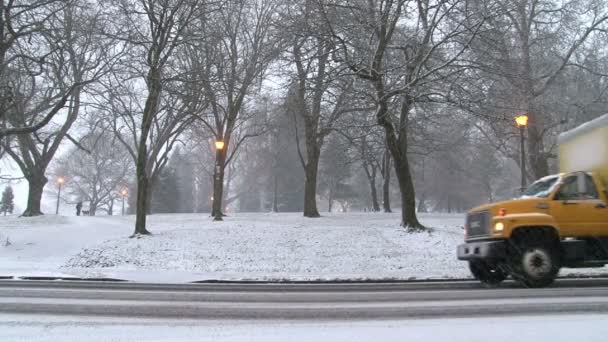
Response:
[338,111,384,212]
[3,2,119,216]
[289,45,356,217]
[185,0,281,220]
[105,0,211,235]
[96,74,198,216]
[53,124,133,216]
[321,0,484,230]
[465,0,608,180]
[0,1,82,138]
[283,0,374,217]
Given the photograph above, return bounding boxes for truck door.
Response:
[581,173,608,236]
[551,173,608,237]
[551,175,581,236]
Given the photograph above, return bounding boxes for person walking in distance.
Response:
[76,201,83,216]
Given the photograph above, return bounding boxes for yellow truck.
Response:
[457,114,608,287]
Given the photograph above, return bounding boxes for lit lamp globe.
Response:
[515,115,528,128]
[215,140,225,150]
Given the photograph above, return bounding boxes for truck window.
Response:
[555,176,579,200]
[583,174,599,199]
[521,176,560,198]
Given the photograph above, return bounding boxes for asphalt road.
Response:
[1,278,608,320]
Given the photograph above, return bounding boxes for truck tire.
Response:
[509,240,560,288]
[469,261,507,286]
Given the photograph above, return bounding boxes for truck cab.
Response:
[458,115,608,287]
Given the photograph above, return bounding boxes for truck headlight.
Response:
[494,222,504,232]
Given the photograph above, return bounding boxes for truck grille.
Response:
[466,211,490,238]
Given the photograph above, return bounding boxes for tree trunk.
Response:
[382,149,392,213]
[394,157,423,230]
[363,162,380,212]
[272,175,278,213]
[134,152,151,235]
[145,185,153,214]
[369,171,380,212]
[382,177,391,213]
[377,101,424,231]
[133,120,153,235]
[22,174,47,217]
[212,149,226,221]
[447,195,452,213]
[133,66,162,236]
[328,186,333,213]
[108,200,114,216]
[303,156,320,218]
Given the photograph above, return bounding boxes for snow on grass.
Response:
[63,212,469,280]
[0,215,130,277]
[1,212,606,281]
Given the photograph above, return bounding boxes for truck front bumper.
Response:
[457,240,507,260]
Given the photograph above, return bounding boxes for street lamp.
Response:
[515,114,529,192]
[213,140,225,221]
[121,189,128,216]
[56,177,65,215]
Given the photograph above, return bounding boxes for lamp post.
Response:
[213,140,224,221]
[56,177,65,215]
[121,189,128,216]
[515,115,529,192]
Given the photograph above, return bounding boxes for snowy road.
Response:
[2,279,608,320]
[3,280,608,341]
[2,314,608,342]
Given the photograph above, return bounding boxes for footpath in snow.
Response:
[0,212,605,282]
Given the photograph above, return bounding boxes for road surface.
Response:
[1,278,608,320]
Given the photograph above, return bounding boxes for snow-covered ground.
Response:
[0,212,605,281]
[1,314,607,342]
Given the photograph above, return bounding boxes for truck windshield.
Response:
[520,176,561,198]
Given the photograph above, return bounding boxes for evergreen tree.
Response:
[151,167,179,213]
[0,186,15,216]
[169,148,195,213]
[319,135,354,212]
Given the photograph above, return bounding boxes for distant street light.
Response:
[121,189,128,216]
[56,177,65,215]
[515,114,529,192]
[215,140,225,150]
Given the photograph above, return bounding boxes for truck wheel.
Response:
[510,244,559,288]
[469,261,507,286]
